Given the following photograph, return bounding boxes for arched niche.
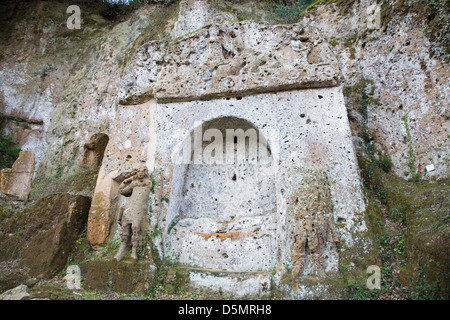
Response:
[82,133,109,169]
[164,117,277,272]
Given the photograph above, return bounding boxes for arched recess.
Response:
[82,133,109,169]
[164,117,278,272]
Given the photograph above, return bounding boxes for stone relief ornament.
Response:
[115,164,152,262]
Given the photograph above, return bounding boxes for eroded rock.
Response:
[19,193,92,278]
[287,169,339,277]
[0,284,30,300]
[87,170,120,246]
[119,21,341,104]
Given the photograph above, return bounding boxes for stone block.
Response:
[0,151,35,201]
[87,170,120,245]
[0,284,30,300]
[186,268,272,298]
[83,260,156,294]
[20,193,92,278]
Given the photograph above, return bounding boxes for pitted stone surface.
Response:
[119,21,341,104]
[188,269,272,297]
[287,169,339,277]
[164,117,277,271]
[155,88,366,273]
[172,0,212,39]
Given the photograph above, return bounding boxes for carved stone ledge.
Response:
[119,21,342,105]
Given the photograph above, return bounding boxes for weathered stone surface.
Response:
[83,260,156,294]
[119,21,341,104]
[86,170,119,246]
[163,116,278,272]
[0,284,30,300]
[1,0,446,299]
[172,0,211,39]
[82,133,109,168]
[118,42,167,105]
[0,151,35,201]
[157,88,367,275]
[87,100,156,245]
[286,169,339,277]
[187,268,272,298]
[20,193,92,278]
[3,119,44,150]
[301,0,449,180]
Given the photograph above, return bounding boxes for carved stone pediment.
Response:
[119,21,341,104]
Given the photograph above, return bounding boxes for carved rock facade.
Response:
[86,18,367,297]
[118,21,341,104]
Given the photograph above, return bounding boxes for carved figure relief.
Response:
[115,164,152,262]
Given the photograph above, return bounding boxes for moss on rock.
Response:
[0,193,91,279]
[358,153,449,299]
[83,259,156,294]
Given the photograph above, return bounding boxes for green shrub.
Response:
[377,151,393,173]
[270,0,318,23]
[93,0,174,20]
[0,129,21,170]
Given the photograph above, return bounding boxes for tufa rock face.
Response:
[0,0,447,299]
[287,169,339,277]
[86,169,120,246]
[156,88,367,278]
[172,0,211,39]
[301,0,449,180]
[82,133,109,169]
[119,21,341,104]
[19,193,91,278]
[0,151,35,201]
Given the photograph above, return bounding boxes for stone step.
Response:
[174,266,273,297]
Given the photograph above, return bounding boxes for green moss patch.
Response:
[0,127,21,171]
[29,166,99,201]
[83,259,156,294]
[0,193,91,279]
[358,154,449,299]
